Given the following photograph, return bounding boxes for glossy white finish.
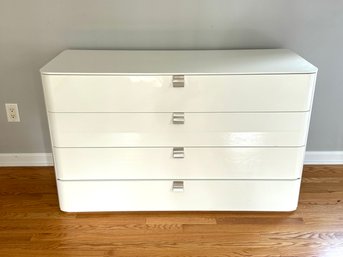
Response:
[54,147,305,180]
[41,49,317,212]
[49,112,309,147]
[56,179,301,212]
[42,74,316,112]
[40,49,317,75]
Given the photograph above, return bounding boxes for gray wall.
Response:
[0,0,342,153]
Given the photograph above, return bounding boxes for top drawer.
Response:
[42,74,315,112]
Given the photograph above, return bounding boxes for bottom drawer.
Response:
[57,179,301,212]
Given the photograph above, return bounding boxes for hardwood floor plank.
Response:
[106,244,343,257]
[183,223,343,233]
[216,217,304,225]
[0,220,182,234]
[259,231,343,240]
[146,217,217,225]
[0,249,107,257]
[0,211,76,219]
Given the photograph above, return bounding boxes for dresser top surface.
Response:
[40,49,318,75]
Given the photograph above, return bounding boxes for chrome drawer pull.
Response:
[172,112,185,124]
[172,181,184,192]
[173,147,185,158]
[172,75,184,87]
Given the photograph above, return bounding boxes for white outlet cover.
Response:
[5,103,20,122]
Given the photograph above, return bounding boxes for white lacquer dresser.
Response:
[41,49,317,212]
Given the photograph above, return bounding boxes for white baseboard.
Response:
[0,153,53,167]
[304,151,343,165]
[0,151,342,167]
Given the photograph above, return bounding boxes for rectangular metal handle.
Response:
[173,147,184,158]
[172,112,184,124]
[172,75,184,87]
[172,181,184,192]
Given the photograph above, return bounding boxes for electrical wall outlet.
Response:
[5,103,20,122]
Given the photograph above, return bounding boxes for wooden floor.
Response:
[0,166,342,257]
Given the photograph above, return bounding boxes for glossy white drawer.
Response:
[49,112,309,147]
[54,147,305,180]
[56,179,301,212]
[42,74,315,112]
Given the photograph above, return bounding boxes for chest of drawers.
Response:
[41,49,317,212]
